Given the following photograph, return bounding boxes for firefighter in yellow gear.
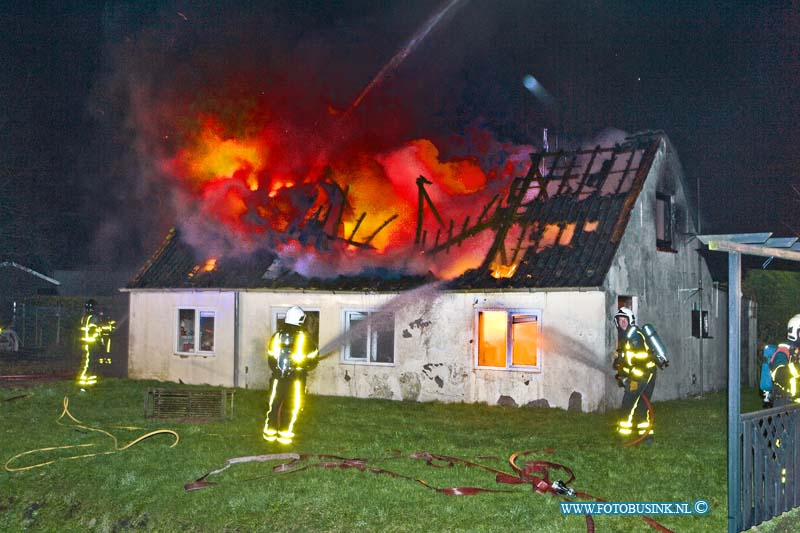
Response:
[766,314,800,406]
[612,307,668,442]
[77,299,116,389]
[263,306,318,445]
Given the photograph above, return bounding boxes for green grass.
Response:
[0,379,764,532]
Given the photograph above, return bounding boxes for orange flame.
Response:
[202,258,217,272]
[174,116,265,192]
[490,262,518,279]
[584,220,599,232]
[164,97,531,279]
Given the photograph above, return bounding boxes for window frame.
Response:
[270,306,321,350]
[655,192,675,251]
[341,309,396,366]
[174,307,217,356]
[271,306,321,333]
[617,295,638,322]
[474,308,542,372]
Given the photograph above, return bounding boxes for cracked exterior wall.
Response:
[128,288,608,412]
[127,290,235,386]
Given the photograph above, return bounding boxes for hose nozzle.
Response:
[551,480,576,497]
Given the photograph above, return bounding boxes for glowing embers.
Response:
[583,220,599,232]
[187,257,218,279]
[202,258,217,272]
[558,223,576,245]
[534,223,577,252]
[490,262,518,279]
[268,179,295,198]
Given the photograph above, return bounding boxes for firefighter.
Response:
[77,299,116,389]
[612,307,668,442]
[263,306,318,445]
[763,314,800,407]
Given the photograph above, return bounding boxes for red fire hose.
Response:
[185,449,674,532]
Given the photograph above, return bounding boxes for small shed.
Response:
[0,261,59,325]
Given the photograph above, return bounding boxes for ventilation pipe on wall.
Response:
[697,171,704,396]
[698,254,705,396]
[233,291,240,387]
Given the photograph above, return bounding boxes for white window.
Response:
[343,310,394,364]
[476,309,541,370]
[176,308,215,355]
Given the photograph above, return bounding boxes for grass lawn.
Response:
[0,378,763,532]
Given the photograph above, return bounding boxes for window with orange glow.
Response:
[477,310,540,369]
[511,314,538,366]
[478,311,507,367]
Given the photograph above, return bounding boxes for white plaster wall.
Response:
[130,288,608,411]
[465,291,607,411]
[238,291,422,397]
[127,291,235,386]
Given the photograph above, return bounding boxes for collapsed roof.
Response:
[129,132,667,292]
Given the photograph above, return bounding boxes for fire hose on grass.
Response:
[185,448,674,533]
[4,396,179,472]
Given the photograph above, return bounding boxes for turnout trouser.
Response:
[263,376,304,444]
[618,373,656,438]
[77,343,98,387]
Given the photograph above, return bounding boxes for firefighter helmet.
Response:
[85,299,98,313]
[285,306,306,326]
[613,306,635,329]
[788,314,800,342]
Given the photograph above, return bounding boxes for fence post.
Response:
[34,307,40,347]
[728,251,742,533]
[21,303,26,346]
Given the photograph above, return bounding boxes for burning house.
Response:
[124,131,748,412]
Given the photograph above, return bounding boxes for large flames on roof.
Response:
[162,93,533,279]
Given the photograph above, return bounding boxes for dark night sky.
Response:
[1,0,798,271]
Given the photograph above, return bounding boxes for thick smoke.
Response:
[88,1,623,278]
[88,1,539,277]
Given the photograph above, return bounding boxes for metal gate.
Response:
[740,403,800,529]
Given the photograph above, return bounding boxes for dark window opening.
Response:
[656,193,675,251]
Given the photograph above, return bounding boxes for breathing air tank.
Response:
[642,324,669,367]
